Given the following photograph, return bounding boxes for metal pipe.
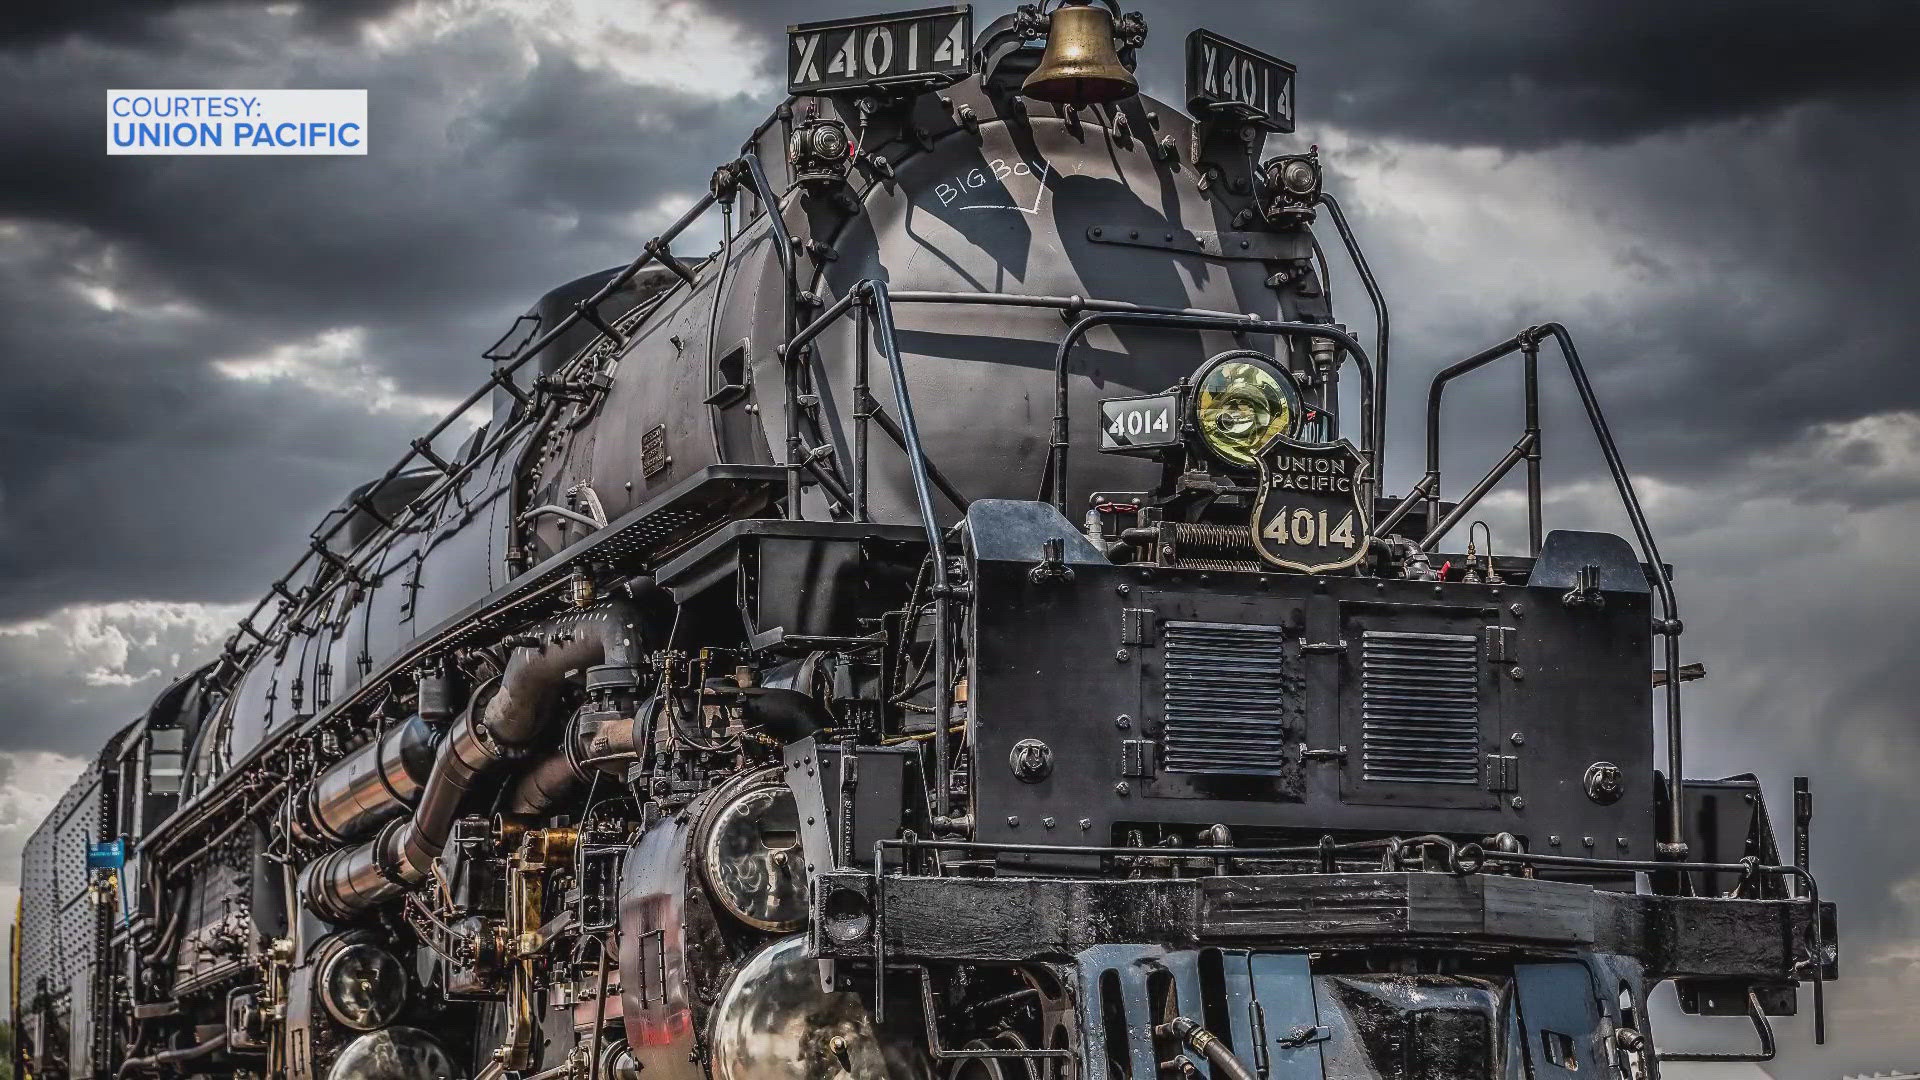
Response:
[306,602,646,919]
[118,1032,229,1077]
[1523,340,1543,555]
[517,505,605,532]
[854,302,871,522]
[886,290,1249,320]
[1371,474,1435,541]
[862,281,953,818]
[1317,193,1390,465]
[867,407,970,512]
[293,715,442,845]
[586,936,612,1080]
[1420,432,1537,550]
[1423,335,1528,532]
[741,151,803,518]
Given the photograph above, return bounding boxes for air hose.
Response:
[1155,1017,1258,1080]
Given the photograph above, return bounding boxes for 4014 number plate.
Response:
[788,5,972,95]
[1099,392,1181,454]
[1251,437,1371,573]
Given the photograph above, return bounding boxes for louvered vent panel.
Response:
[1361,630,1481,784]
[1162,621,1289,775]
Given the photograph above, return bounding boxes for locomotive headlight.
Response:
[811,124,849,160]
[1192,352,1302,468]
[1265,153,1322,202]
[1280,158,1318,194]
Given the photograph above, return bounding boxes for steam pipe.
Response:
[292,715,442,845]
[506,716,640,814]
[118,1033,229,1077]
[305,602,646,919]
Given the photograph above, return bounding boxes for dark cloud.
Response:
[0,0,410,49]
[0,2,767,619]
[1219,0,1920,148]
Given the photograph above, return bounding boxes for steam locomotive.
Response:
[13,4,1837,1079]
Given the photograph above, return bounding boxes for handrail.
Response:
[862,281,956,821]
[1316,192,1390,466]
[1400,322,1689,863]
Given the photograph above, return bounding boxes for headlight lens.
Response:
[1280,158,1318,195]
[1193,353,1301,468]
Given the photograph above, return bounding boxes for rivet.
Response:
[1510,732,1525,746]
[1510,796,1526,810]
[1007,816,1020,827]
[1080,819,1093,831]
[1116,584,1130,595]
[1114,781,1130,796]
[1510,603,1523,617]
[1583,836,1595,848]
[1114,714,1131,729]
[1549,835,1562,846]
[1043,817,1057,829]
[1115,648,1131,662]
[1509,666,1525,681]
[1616,837,1630,849]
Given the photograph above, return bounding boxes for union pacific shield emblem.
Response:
[1251,436,1372,573]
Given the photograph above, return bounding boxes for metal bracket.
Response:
[1484,625,1516,663]
[1276,1024,1330,1048]
[1486,754,1521,793]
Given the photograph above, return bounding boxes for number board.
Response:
[1099,393,1181,455]
[1185,29,1295,133]
[788,5,973,95]
[1251,437,1371,573]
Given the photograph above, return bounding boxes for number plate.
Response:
[1251,437,1371,573]
[1186,29,1295,133]
[1100,393,1180,454]
[788,5,973,95]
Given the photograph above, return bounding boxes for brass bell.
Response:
[1022,0,1138,107]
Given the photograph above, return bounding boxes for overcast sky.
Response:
[2,1,1917,1071]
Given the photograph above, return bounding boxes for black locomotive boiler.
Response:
[13,4,1837,1079]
